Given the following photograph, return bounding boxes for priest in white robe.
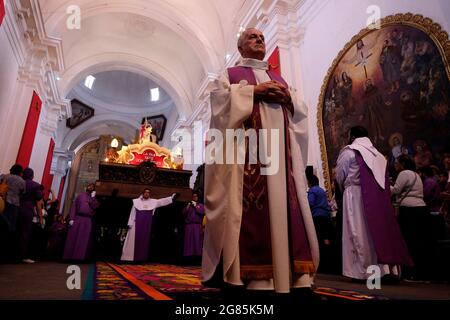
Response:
[202,28,319,294]
[121,189,178,262]
[336,126,412,280]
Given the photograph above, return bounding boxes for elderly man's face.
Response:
[239,29,266,60]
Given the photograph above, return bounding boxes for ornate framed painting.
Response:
[142,115,167,142]
[66,99,95,129]
[318,13,450,195]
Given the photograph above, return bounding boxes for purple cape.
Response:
[356,152,413,266]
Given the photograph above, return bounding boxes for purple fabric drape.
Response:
[356,152,413,266]
[133,209,154,262]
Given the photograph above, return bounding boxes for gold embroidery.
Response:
[240,265,273,280]
[293,260,316,275]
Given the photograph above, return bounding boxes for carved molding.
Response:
[51,148,74,176]
[8,0,70,137]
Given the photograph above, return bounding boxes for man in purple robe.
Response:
[18,168,42,264]
[63,183,100,261]
[121,188,179,262]
[336,126,412,280]
[203,28,319,294]
[183,192,205,262]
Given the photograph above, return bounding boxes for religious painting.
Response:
[142,115,167,142]
[66,99,95,129]
[318,13,450,194]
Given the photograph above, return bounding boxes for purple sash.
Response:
[355,152,413,266]
[228,66,314,280]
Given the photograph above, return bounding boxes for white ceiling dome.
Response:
[75,70,170,109]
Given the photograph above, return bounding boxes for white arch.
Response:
[73,136,102,155]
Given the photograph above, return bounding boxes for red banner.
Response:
[0,0,5,27]
[268,47,281,76]
[41,138,55,199]
[16,91,42,168]
[129,149,168,167]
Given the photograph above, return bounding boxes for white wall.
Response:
[298,0,450,183]
[0,28,18,129]
[0,26,20,172]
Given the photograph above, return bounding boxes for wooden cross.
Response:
[355,49,373,79]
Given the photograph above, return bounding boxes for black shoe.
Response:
[403,276,431,284]
[221,284,245,301]
[381,274,400,285]
[350,278,367,284]
[290,287,314,301]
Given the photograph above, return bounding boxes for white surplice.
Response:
[202,58,319,293]
[336,139,398,279]
[121,196,173,261]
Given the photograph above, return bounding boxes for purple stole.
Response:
[355,152,413,266]
[227,66,314,280]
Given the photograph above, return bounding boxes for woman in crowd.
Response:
[391,155,431,281]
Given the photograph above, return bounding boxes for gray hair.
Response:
[237,27,258,50]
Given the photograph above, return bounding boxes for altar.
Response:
[92,121,193,263]
[96,118,191,200]
[95,161,193,201]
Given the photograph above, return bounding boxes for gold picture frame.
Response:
[317,13,450,197]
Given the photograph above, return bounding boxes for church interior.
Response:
[1,0,450,307]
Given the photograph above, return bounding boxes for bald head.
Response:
[237,28,266,60]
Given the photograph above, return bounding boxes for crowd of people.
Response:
[305,126,449,283]
[0,164,63,264]
[0,172,206,265]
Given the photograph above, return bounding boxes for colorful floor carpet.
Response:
[117,264,220,294]
[91,262,388,301]
[313,286,388,301]
[94,262,148,300]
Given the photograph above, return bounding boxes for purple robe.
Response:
[18,175,42,259]
[63,192,100,261]
[121,196,173,261]
[133,208,154,262]
[183,203,205,257]
[356,152,413,266]
[227,66,313,279]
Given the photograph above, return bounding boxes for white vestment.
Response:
[202,58,319,293]
[121,196,173,261]
[336,138,398,279]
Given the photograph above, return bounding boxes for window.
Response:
[150,87,160,102]
[84,75,95,89]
